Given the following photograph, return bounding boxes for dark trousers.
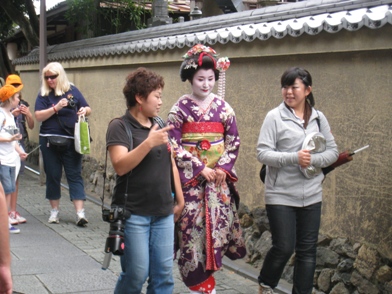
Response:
[258,202,322,294]
[39,136,85,201]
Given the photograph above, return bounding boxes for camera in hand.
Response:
[67,97,76,108]
[4,126,20,136]
[19,99,30,107]
[102,206,131,256]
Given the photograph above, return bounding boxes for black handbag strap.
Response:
[153,116,166,129]
[101,116,132,210]
[54,94,78,136]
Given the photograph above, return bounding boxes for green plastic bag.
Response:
[74,114,90,154]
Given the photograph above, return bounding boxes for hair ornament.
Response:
[182,44,218,71]
[216,57,230,72]
[216,57,230,100]
[180,44,231,99]
[183,44,217,59]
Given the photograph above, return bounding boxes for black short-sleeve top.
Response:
[106,110,173,216]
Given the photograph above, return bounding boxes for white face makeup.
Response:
[191,69,216,100]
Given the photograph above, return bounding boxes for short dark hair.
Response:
[180,55,219,83]
[281,67,314,106]
[123,67,165,108]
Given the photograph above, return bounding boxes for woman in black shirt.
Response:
[106,67,183,294]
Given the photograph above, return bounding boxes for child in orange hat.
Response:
[0,84,28,234]
[6,74,34,225]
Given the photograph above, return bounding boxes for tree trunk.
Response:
[25,0,39,35]
[0,0,39,48]
[0,42,14,79]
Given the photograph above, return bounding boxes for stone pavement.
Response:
[10,170,279,294]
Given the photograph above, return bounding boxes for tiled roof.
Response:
[14,0,392,65]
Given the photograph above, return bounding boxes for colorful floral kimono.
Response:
[167,94,246,289]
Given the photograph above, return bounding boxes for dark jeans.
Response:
[258,202,322,294]
[39,136,86,201]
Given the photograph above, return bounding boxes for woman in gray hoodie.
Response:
[256,67,338,294]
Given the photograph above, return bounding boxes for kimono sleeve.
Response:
[215,101,240,182]
[167,103,205,187]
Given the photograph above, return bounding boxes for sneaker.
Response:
[48,209,60,224]
[8,215,18,225]
[259,284,274,294]
[10,211,26,224]
[76,209,88,227]
[9,225,20,234]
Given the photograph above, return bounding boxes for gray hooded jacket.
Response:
[257,103,338,207]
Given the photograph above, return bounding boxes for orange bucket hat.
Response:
[6,74,23,87]
[0,84,23,102]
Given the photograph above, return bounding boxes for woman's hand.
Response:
[19,104,31,116]
[9,134,22,142]
[201,167,216,182]
[19,104,34,129]
[214,168,227,186]
[171,157,184,223]
[173,201,184,223]
[11,108,21,117]
[77,106,91,116]
[19,152,28,161]
[298,149,311,168]
[55,98,69,112]
[146,124,174,148]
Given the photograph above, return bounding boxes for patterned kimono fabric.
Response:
[168,94,246,293]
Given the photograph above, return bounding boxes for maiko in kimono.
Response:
[167,44,246,294]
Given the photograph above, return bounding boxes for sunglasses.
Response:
[44,74,58,80]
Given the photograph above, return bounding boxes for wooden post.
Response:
[39,0,47,185]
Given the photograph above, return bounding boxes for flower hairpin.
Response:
[216,57,230,100]
[216,57,230,72]
[183,59,199,70]
[183,44,231,100]
[183,44,217,59]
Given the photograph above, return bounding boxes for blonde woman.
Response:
[34,62,92,226]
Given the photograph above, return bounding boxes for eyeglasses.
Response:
[44,74,58,80]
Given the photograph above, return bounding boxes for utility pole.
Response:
[39,0,47,73]
[39,0,47,185]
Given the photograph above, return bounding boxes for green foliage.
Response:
[65,0,98,37]
[65,0,149,38]
[123,0,147,30]
[0,10,14,41]
[0,0,28,41]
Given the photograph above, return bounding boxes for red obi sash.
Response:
[182,122,224,134]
